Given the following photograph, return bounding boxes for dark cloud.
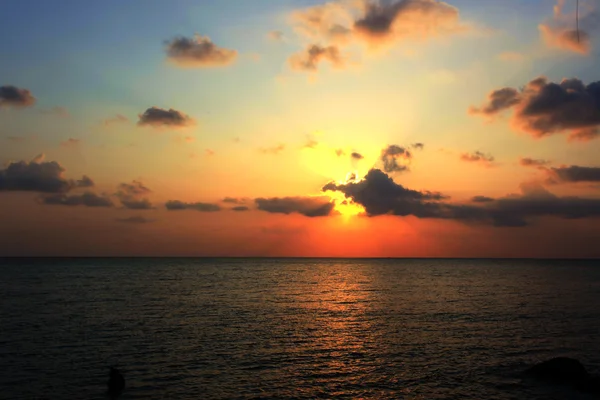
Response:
[289,44,344,71]
[520,157,550,167]
[77,175,94,188]
[472,195,495,203]
[460,151,494,166]
[116,181,153,210]
[39,192,113,207]
[323,168,600,227]
[411,143,425,150]
[323,168,448,217]
[0,85,36,108]
[222,197,248,204]
[380,145,412,173]
[0,157,91,193]
[470,76,600,141]
[255,196,335,217]
[468,88,520,115]
[165,200,221,212]
[231,206,250,212]
[547,165,600,183]
[259,144,285,154]
[351,152,364,160]
[353,0,464,44]
[137,107,194,128]
[165,35,238,67]
[116,216,155,224]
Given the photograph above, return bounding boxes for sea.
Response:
[1,258,600,399]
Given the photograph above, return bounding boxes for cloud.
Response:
[353,0,465,45]
[0,156,92,193]
[222,197,248,204]
[470,76,600,141]
[103,114,129,126]
[205,149,215,156]
[259,144,285,154]
[323,168,600,227]
[335,148,346,157]
[539,0,598,55]
[380,144,412,173]
[39,192,113,207]
[411,142,425,150]
[231,206,250,212]
[116,216,155,224]
[60,138,80,148]
[165,34,238,67]
[165,200,221,212]
[303,135,319,149]
[77,175,94,188]
[472,196,495,203]
[351,151,364,160]
[268,30,285,41]
[289,44,345,71]
[0,85,36,108]
[520,157,550,167]
[460,151,495,167]
[137,107,195,129]
[546,165,600,183]
[255,196,335,217]
[468,87,521,115]
[115,180,153,209]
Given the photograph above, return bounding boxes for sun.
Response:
[326,172,366,219]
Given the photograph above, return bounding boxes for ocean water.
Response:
[1,258,600,400]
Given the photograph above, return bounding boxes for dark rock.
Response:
[526,357,600,395]
[107,367,125,398]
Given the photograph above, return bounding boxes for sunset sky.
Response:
[1,0,600,257]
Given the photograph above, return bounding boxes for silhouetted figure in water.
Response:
[107,367,125,398]
[526,357,600,395]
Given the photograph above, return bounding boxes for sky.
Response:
[1,0,600,257]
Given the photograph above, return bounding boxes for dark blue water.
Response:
[1,258,600,399]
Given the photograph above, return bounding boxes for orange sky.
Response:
[1,0,600,257]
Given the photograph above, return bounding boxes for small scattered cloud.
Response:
[411,142,425,150]
[303,135,319,149]
[289,44,345,72]
[259,144,285,154]
[380,144,412,173]
[268,30,285,41]
[335,148,346,157]
[520,157,550,168]
[222,197,248,204]
[60,138,81,148]
[39,192,113,207]
[116,180,153,210]
[539,0,597,55]
[231,206,250,212]
[165,34,238,67]
[165,200,221,212]
[205,149,215,156]
[351,152,364,160]
[0,85,36,108]
[472,195,495,203]
[255,196,335,217]
[460,151,495,167]
[137,107,195,129]
[470,76,600,141]
[103,114,129,127]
